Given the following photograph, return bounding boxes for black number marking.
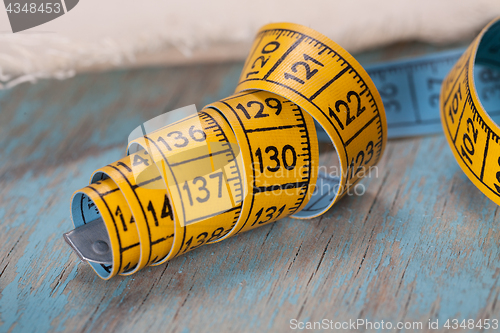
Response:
[182,173,224,205]
[251,56,270,69]
[250,101,268,118]
[461,118,478,165]
[330,91,365,130]
[448,84,462,123]
[167,131,189,148]
[284,54,324,84]
[255,145,297,173]
[189,125,206,142]
[133,154,149,167]
[282,145,297,170]
[265,146,280,172]
[262,41,280,54]
[255,147,264,174]
[209,172,224,198]
[495,157,500,194]
[147,200,159,226]
[160,194,172,219]
[276,204,286,219]
[194,232,208,249]
[379,83,401,112]
[157,136,172,151]
[182,180,193,206]
[251,204,286,226]
[115,206,127,231]
[207,227,225,242]
[349,90,366,117]
[265,97,282,115]
[182,237,192,253]
[365,141,374,165]
[193,176,210,203]
[237,101,266,119]
[246,42,280,78]
[262,206,276,224]
[236,103,252,120]
[348,141,374,180]
[236,98,283,119]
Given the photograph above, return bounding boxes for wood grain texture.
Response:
[0,45,499,333]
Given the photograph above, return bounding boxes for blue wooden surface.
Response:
[1,44,499,333]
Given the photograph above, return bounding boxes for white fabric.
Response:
[0,0,499,88]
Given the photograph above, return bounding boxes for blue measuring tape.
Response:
[317,47,500,140]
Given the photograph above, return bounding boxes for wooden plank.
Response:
[0,49,499,332]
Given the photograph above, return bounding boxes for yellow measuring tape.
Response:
[441,18,500,206]
[65,18,500,279]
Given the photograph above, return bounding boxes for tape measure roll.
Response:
[65,21,386,279]
[440,17,500,206]
[65,18,500,280]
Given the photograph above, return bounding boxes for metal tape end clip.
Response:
[63,218,113,265]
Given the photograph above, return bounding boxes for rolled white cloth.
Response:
[0,0,499,88]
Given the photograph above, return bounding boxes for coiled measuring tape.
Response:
[441,18,500,206]
[63,18,500,279]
